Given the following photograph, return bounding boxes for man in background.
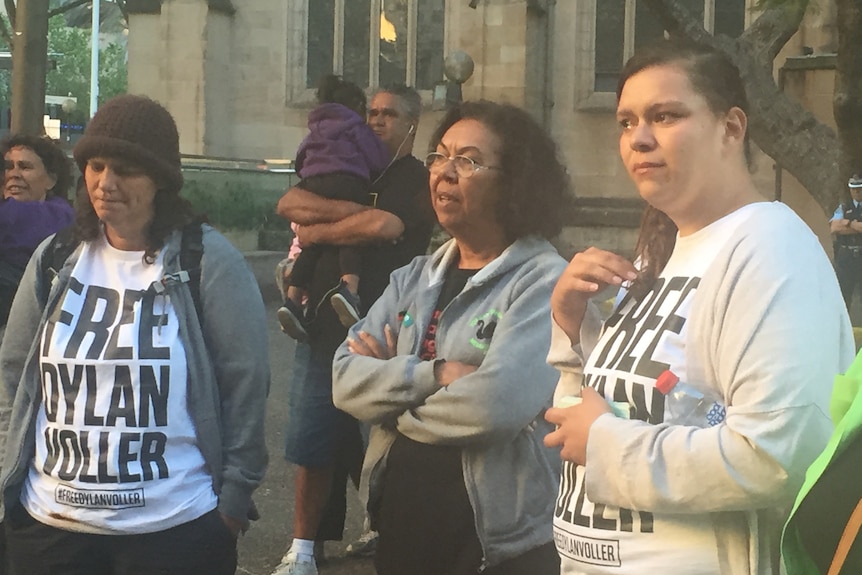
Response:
[831,173,862,312]
[271,84,434,575]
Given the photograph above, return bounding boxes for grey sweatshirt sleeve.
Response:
[0,240,49,461]
[393,266,563,446]
[582,213,854,515]
[333,264,442,425]
[197,232,270,520]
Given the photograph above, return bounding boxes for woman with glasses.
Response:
[0,134,74,332]
[332,100,569,575]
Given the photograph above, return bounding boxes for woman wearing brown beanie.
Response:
[0,94,270,575]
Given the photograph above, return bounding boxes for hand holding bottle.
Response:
[544,387,613,465]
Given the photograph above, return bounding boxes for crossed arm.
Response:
[277,186,405,246]
[831,218,862,235]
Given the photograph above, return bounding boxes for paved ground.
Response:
[234,260,376,575]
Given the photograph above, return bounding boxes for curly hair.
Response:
[74,170,197,264]
[1,133,73,200]
[428,100,572,242]
[618,40,752,301]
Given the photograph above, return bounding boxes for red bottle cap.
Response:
[655,370,679,395]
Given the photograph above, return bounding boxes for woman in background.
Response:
[0,134,74,331]
[333,100,569,575]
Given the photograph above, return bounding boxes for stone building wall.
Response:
[126,0,840,255]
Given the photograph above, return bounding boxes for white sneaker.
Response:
[344,529,378,558]
[270,551,318,575]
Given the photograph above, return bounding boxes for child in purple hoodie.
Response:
[278,75,391,340]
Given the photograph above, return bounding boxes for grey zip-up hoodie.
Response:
[0,225,269,524]
[333,236,566,568]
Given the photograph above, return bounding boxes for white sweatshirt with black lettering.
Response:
[550,201,854,575]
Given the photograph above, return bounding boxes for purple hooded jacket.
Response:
[295,103,391,180]
[0,196,74,269]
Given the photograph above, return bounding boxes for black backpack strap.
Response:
[179,222,204,322]
[39,225,79,304]
[0,261,24,327]
[36,224,205,324]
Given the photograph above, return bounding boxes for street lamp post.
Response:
[90,0,100,118]
[433,50,475,111]
[443,50,475,108]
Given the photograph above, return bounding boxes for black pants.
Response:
[316,413,364,541]
[0,282,18,328]
[288,173,369,294]
[374,435,560,575]
[3,505,237,575]
[0,522,6,575]
[835,246,862,310]
[0,262,24,328]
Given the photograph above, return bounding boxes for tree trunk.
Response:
[11,0,51,135]
[640,0,842,215]
[834,0,862,194]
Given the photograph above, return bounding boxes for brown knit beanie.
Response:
[73,94,184,192]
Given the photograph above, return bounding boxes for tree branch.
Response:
[0,14,13,51]
[48,0,92,19]
[740,0,809,63]
[734,46,841,213]
[638,0,712,43]
[115,0,129,22]
[639,0,841,214]
[834,0,862,184]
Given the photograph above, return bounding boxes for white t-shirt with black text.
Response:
[22,234,217,534]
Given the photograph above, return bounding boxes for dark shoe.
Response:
[277,299,308,342]
[330,282,362,328]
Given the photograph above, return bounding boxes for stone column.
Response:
[454,0,550,124]
[127,0,235,156]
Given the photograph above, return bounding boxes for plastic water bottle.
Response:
[556,395,631,419]
[655,370,726,427]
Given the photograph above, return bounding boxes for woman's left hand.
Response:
[220,512,246,539]
[544,387,613,465]
[347,324,396,359]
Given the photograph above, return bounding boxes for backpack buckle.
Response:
[153,270,191,293]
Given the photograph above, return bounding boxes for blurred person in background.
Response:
[0,134,74,334]
[271,84,434,575]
